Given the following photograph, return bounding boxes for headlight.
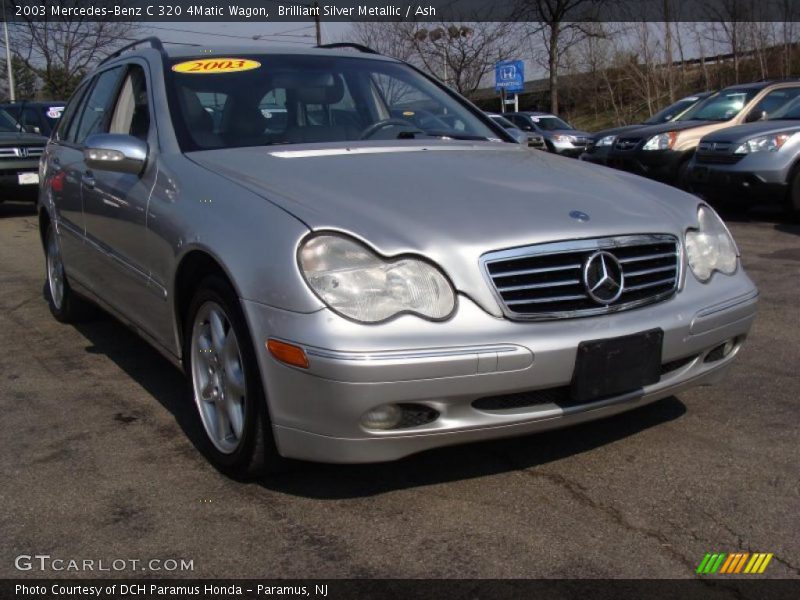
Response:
[642,132,677,151]
[685,205,738,282]
[552,134,577,143]
[299,234,456,323]
[595,135,615,147]
[733,132,793,154]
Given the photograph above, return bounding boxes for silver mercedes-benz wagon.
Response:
[38,39,758,477]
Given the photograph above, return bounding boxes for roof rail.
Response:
[100,37,167,65]
[317,42,380,55]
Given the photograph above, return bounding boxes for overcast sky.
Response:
[141,21,351,48]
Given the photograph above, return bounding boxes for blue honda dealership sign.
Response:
[495,60,525,93]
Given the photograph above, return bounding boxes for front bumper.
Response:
[580,148,610,165]
[242,273,758,463]
[689,159,789,204]
[551,142,587,158]
[607,148,685,182]
[0,158,40,196]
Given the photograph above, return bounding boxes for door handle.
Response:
[82,171,95,189]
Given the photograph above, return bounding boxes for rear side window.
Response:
[108,65,151,141]
[71,66,124,144]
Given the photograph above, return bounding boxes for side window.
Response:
[109,66,150,141]
[511,115,532,131]
[21,107,41,133]
[55,83,89,142]
[750,87,800,118]
[72,66,124,145]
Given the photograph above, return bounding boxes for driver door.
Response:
[80,62,160,330]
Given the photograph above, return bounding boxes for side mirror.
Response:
[508,129,529,145]
[83,133,147,175]
[746,109,768,123]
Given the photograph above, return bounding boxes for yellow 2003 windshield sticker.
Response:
[172,58,261,74]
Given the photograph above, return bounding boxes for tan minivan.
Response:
[606,81,800,187]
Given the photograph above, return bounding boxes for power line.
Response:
[146,24,314,41]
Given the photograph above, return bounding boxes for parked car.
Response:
[486,112,546,149]
[0,108,46,200]
[688,96,800,216]
[39,39,757,477]
[504,111,592,157]
[1,101,66,137]
[606,81,800,187]
[581,92,713,166]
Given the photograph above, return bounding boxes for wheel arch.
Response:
[173,248,243,357]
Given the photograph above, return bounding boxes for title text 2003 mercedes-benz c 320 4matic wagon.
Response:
[38,39,758,477]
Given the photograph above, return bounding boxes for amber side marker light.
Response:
[267,339,309,368]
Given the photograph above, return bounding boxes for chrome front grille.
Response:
[614,137,641,151]
[0,146,44,159]
[482,235,681,320]
[696,141,743,164]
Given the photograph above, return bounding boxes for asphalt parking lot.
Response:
[1,198,798,579]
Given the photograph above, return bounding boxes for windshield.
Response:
[677,88,760,122]
[532,115,571,130]
[0,109,21,133]
[770,96,800,120]
[166,54,499,151]
[490,115,517,129]
[644,96,701,124]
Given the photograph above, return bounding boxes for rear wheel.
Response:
[185,275,284,478]
[44,223,94,323]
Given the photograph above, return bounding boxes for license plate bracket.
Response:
[571,329,663,403]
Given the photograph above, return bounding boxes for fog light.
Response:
[361,404,402,430]
[723,338,736,357]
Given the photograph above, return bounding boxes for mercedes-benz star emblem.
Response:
[583,251,624,304]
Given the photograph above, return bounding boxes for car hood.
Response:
[0,132,48,145]
[699,120,800,142]
[614,119,716,139]
[592,124,644,139]
[189,141,698,315]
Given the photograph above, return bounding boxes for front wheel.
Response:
[785,167,800,221]
[185,276,284,478]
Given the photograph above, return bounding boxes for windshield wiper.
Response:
[401,129,490,141]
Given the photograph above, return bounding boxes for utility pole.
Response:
[2,2,14,102]
[312,2,322,45]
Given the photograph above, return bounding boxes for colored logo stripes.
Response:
[696,552,773,574]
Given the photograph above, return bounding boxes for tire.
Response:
[44,223,94,323]
[785,167,800,221]
[676,158,693,191]
[184,275,284,479]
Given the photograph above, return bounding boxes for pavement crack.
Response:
[495,451,700,573]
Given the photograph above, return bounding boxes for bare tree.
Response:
[346,21,518,98]
[10,2,139,98]
[515,0,604,113]
[702,0,756,83]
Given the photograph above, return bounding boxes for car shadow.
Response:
[0,199,37,218]
[713,203,798,232]
[70,306,687,498]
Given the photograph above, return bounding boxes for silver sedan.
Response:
[39,40,757,477]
